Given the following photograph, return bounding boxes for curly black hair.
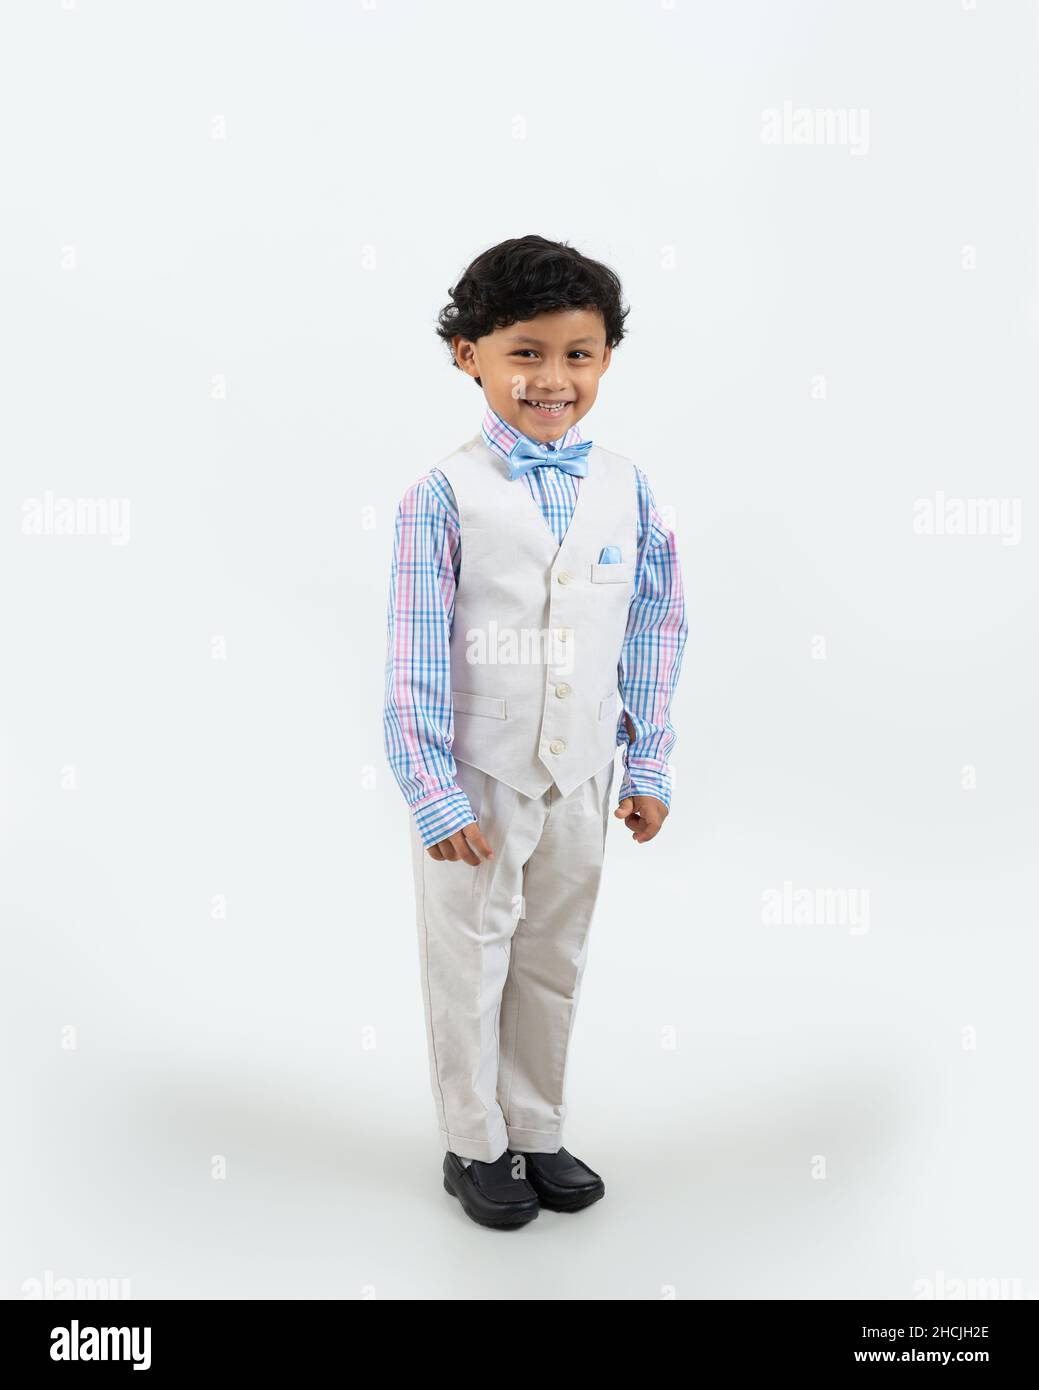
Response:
[436,234,629,385]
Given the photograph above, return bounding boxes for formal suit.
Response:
[384,405,687,1161]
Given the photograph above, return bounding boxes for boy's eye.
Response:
[511,350,591,359]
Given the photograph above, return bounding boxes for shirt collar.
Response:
[480,403,584,467]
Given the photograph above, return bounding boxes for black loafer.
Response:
[510,1147,605,1212]
[442,1151,540,1229]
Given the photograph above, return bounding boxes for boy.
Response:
[383,235,687,1229]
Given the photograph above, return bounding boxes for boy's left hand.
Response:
[614,796,669,844]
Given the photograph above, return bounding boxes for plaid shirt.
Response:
[384,404,688,848]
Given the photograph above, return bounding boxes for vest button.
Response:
[555,683,571,698]
[548,739,566,755]
[557,571,572,585]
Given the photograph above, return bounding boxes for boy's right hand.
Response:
[426,821,495,866]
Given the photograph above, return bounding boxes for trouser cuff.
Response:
[504,1123,563,1154]
[439,1125,509,1163]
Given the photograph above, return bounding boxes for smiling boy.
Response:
[383,235,688,1228]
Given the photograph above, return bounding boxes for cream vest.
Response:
[437,434,637,799]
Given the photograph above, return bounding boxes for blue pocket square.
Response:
[598,545,622,563]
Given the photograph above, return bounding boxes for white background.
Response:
[2,0,1036,1300]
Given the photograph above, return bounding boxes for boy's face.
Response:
[453,307,612,443]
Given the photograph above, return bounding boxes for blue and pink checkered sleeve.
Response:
[616,467,688,808]
[382,470,476,848]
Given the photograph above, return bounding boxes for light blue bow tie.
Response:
[507,436,593,481]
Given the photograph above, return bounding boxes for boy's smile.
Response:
[452,307,612,443]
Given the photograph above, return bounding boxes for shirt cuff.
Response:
[618,760,672,808]
[412,786,477,849]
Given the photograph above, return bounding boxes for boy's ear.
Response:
[599,343,613,375]
[452,335,480,381]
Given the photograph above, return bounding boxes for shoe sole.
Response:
[534,1184,605,1213]
[443,1174,539,1229]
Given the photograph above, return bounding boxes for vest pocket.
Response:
[598,690,619,720]
[590,560,635,584]
[452,690,507,720]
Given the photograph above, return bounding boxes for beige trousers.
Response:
[408,757,615,1162]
